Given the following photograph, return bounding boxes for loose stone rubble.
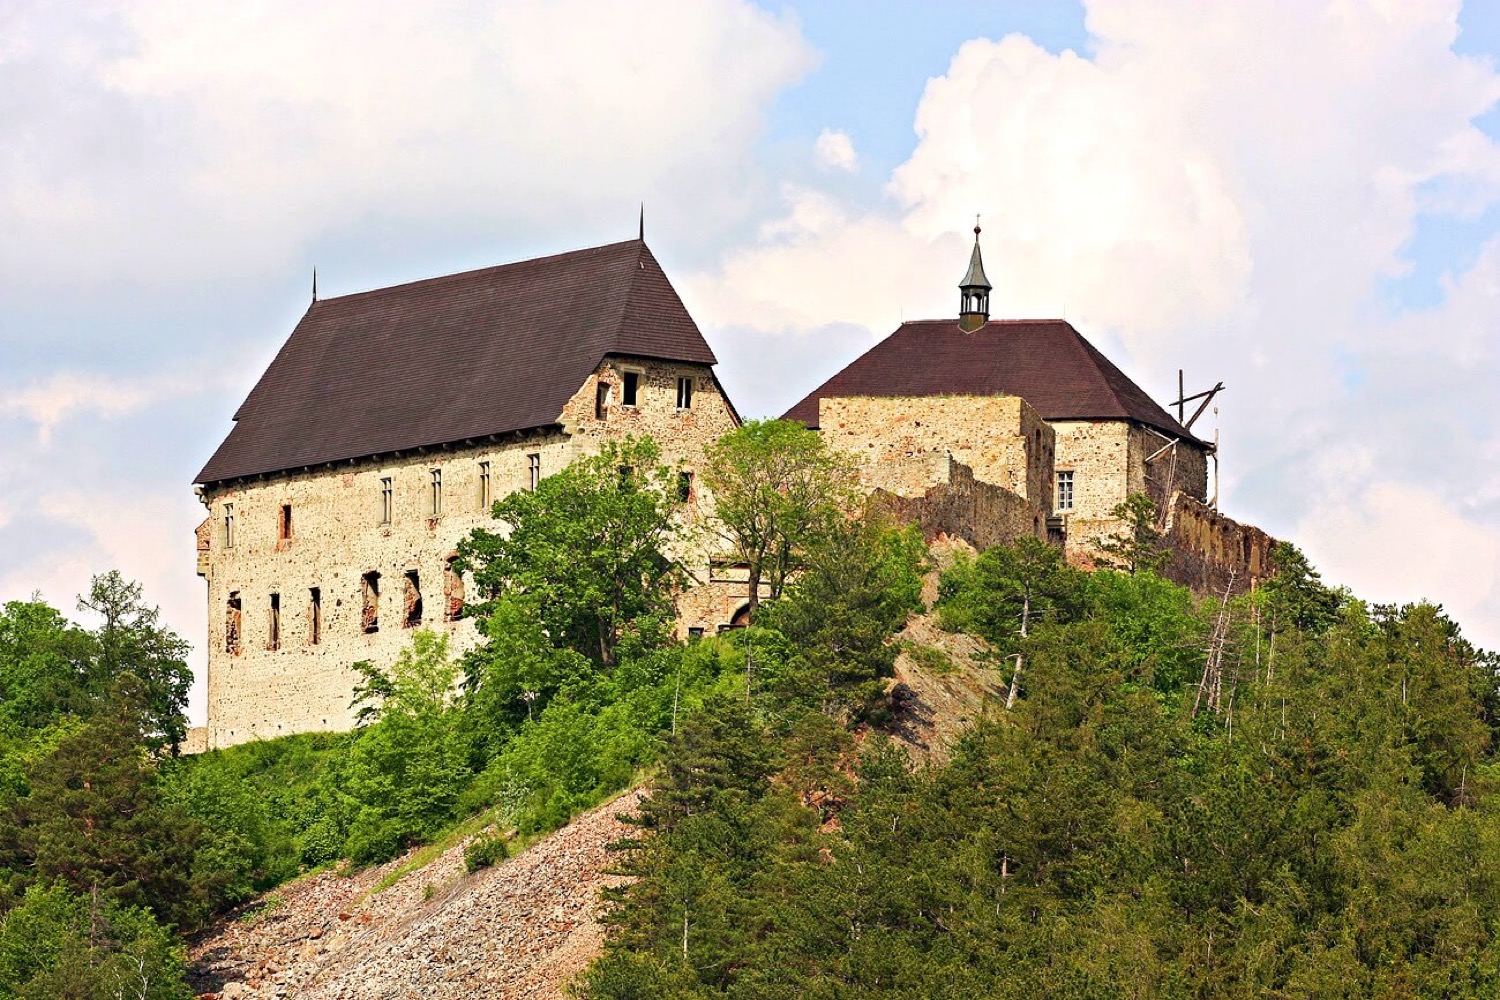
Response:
[190,789,642,1000]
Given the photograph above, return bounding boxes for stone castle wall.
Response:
[817,394,1054,506]
[1161,492,1276,596]
[197,356,740,749]
[1052,419,1210,565]
[867,456,1047,550]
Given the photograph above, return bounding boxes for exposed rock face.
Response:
[190,789,643,1000]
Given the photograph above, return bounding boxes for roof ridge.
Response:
[319,239,642,305]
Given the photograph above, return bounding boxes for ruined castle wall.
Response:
[867,457,1047,550]
[1053,420,1211,565]
[198,356,739,749]
[817,395,1054,505]
[1161,492,1276,596]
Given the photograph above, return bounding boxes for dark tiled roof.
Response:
[782,319,1206,446]
[198,240,717,484]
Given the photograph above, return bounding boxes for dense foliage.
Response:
[582,545,1500,999]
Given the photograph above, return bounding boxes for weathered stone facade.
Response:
[867,457,1048,550]
[1051,419,1210,564]
[196,356,739,748]
[1160,492,1275,596]
[818,394,1054,507]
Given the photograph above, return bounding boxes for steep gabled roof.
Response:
[782,319,1206,446]
[197,239,717,485]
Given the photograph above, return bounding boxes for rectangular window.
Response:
[278,504,292,541]
[1056,470,1075,512]
[309,587,322,645]
[403,570,423,628]
[688,627,705,639]
[225,591,242,655]
[361,571,380,633]
[430,468,443,517]
[621,370,640,407]
[223,504,236,548]
[268,593,281,651]
[380,477,393,524]
[528,453,541,491]
[595,381,610,420]
[677,470,693,503]
[444,557,465,623]
[478,461,491,509]
[676,376,693,409]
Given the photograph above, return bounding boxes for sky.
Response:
[4,0,1500,722]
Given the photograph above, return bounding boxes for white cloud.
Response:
[1299,480,1500,650]
[0,0,815,294]
[814,128,859,173]
[0,369,231,445]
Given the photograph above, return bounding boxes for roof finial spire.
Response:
[312,267,318,304]
[958,216,991,332]
[639,203,645,242]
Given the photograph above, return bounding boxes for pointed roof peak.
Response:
[961,222,991,290]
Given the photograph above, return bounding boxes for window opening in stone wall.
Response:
[596,381,610,419]
[268,593,281,651]
[528,453,541,490]
[479,461,491,509]
[309,587,322,645]
[676,376,693,409]
[278,504,292,541]
[688,627,705,639]
[444,557,465,622]
[1056,470,1075,512]
[225,591,242,654]
[678,470,693,502]
[361,571,380,633]
[430,469,443,517]
[223,503,236,548]
[380,478,393,524]
[622,370,640,406]
[403,570,423,628]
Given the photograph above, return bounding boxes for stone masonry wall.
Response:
[817,395,1054,506]
[1053,419,1210,566]
[1161,491,1276,596]
[198,356,739,749]
[867,456,1047,550]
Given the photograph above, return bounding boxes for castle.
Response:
[195,228,1270,749]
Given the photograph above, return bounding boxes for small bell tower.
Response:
[958,221,991,332]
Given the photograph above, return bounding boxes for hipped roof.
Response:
[198,239,717,485]
[783,319,1206,446]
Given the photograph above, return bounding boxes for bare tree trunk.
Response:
[1006,587,1031,710]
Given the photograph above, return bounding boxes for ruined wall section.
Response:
[817,395,1054,507]
[867,457,1047,550]
[1129,424,1210,507]
[1161,492,1276,596]
[198,357,740,749]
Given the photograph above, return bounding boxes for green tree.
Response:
[1092,491,1167,575]
[701,419,859,620]
[0,600,94,737]
[0,883,191,1000]
[757,518,926,717]
[0,691,204,927]
[77,572,192,754]
[344,631,472,863]
[459,437,685,667]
